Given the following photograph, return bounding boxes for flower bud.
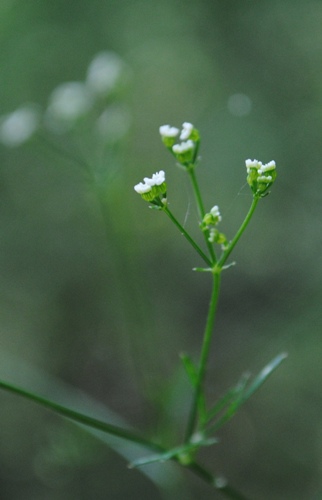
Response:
[134,170,167,203]
[245,159,277,197]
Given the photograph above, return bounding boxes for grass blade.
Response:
[206,352,287,435]
[0,379,162,452]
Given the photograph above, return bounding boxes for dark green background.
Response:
[0,1,321,498]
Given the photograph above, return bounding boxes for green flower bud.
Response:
[245,159,277,197]
[134,171,167,203]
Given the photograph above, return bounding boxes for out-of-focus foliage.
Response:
[0,1,322,499]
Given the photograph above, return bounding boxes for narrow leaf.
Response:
[206,353,287,434]
[193,267,213,273]
[0,379,162,452]
[205,373,250,425]
[242,352,288,401]
[180,352,198,387]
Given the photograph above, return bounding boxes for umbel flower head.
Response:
[134,170,167,203]
[245,159,277,197]
[201,205,228,248]
[159,122,200,167]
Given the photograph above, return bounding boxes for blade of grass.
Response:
[0,379,163,453]
[180,352,198,387]
[206,353,287,435]
[204,373,250,426]
[242,352,288,400]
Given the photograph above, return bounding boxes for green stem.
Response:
[188,462,251,500]
[0,380,163,453]
[164,207,212,267]
[185,272,221,441]
[217,196,260,270]
[188,169,217,263]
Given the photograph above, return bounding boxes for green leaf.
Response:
[180,353,208,423]
[0,379,162,453]
[205,373,250,425]
[193,267,213,272]
[242,352,288,401]
[206,352,287,435]
[180,352,198,387]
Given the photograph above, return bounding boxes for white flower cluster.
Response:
[245,159,276,182]
[134,170,166,194]
[159,122,196,159]
[0,50,131,148]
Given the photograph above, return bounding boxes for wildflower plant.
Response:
[0,115,286,499]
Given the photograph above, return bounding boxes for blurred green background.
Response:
[0,1,322,499]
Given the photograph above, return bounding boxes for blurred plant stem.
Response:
[184,272,221,441]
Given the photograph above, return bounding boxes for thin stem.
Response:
[185,272,221,441]
[217,196,260,270]
[164,207,212,267]
[187,462,251,500]
[188,169,217,263]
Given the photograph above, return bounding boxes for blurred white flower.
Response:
[45,82,93,131]
[0,105,39,147]
[144,170,165,186]
[86,51,125,96]
[180,122,193,140]
[210,205,222,221]
[134,182,152,194]
[227,93,252,117]
[172,140,194,154]
[159,125,179,138]
[96,105,131,142]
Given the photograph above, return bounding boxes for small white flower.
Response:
[144,170,165,186]
[0,105,39,147]
[208,228,216,243]
[86,51,124,95]
[210,205,222,221]
[159,124,179,138]
[258,175,272,183]
[46,82,93,131]
[258,160,276,174]
[172,140,194,154]
[245,159,261,172]
[180,122,193,140]
[134,182,152,194]
[134,171,166,194]
[150,170,165,186]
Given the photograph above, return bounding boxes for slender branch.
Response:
[188,169,217,263]
[185,272,221,440]
[217,196,259,270]
[163,207,212,267]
